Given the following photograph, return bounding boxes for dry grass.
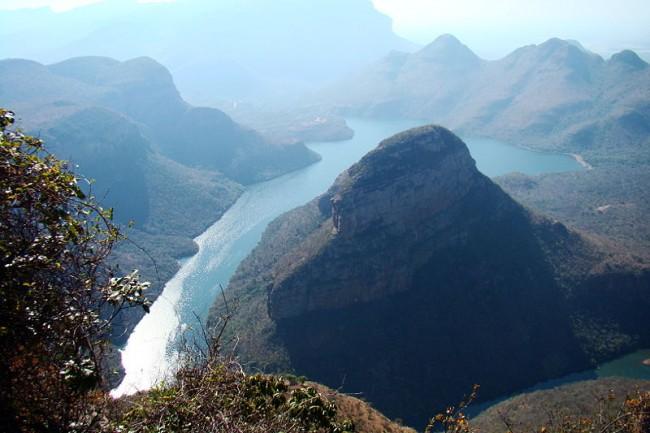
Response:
[308,383,417,433]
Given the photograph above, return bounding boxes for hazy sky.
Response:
[372,0,650,59]
[1,0,649,59]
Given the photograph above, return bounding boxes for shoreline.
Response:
[453,128,595,172]
[569,153,594,170]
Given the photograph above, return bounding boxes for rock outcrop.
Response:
[270,126,499,319]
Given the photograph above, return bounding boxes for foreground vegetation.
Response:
[0,108,151,430]
[471,378,650,433]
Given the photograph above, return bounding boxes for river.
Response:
[112,118,589,396]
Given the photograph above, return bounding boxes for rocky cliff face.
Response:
[215,125,650,426]
[269,126,496,319]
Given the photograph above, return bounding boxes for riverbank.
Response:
[570,153,594,170]
[111,118,601,397]
[112,118,424,397]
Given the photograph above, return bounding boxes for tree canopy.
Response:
[0,108,150,431]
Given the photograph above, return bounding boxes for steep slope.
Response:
[329,36,650,166]
[0,56,320,183]
[0,0,417,105]
[32,106,244,344]
[0,56,320,342]
[41,107,152,224]
[496,168,650,259]
[471,378,650,432]
[212,126,650,426]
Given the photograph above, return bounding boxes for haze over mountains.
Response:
[212,126,650,425]
[0,55,321,341]
[2,1,650,429]
[0,0,416,105]
[328,35,650,166]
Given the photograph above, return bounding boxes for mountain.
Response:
[210,125,650,426]
[1,56,319,183]
[0,0,417,105]
[328,36,650,166]
[471,377,650,432]
[0,56,320,342]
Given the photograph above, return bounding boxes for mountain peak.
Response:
[535,37,601,59]
[535,38,583,56]
[329,125,479,237]
[269,126,492,319]
[609,49,648,70]
[222,122,649,426]
[540,37,570,48]
[49,56,173,86]
[376,124,465,152]
[432,33,463,46]
[417,34,481,64]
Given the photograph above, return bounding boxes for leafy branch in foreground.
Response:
[0,108,150,432]
[425,384,480,433]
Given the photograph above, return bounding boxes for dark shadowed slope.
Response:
[211,125,650,426]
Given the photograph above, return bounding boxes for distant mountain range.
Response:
[211,125,650,425]
[327,35,650,166]
[0,0,417,105]
[0,55,320,342]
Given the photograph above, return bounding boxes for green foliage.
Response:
[497,167,650,260]
[0,108,150,431]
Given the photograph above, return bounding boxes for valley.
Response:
[113,117,586,394]
[1,2,649,431]
[113,118,645,426]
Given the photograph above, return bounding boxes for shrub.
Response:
[0,109,150,432]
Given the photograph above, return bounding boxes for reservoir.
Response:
[112,118,586,396]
